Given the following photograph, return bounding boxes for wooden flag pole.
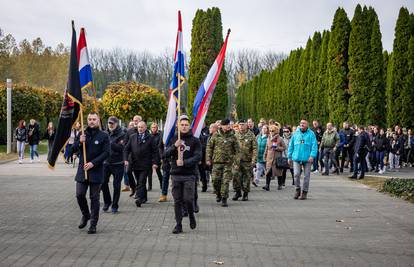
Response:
[177,73,185,161]
[79,106,88,179]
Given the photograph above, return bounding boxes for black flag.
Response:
[48,21,83,168]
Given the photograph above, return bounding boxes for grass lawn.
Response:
[0,142,48,161]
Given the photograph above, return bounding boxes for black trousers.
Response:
[266,171,283,187]
[282,168,294,185]
[127,168,136,190]
[133,169,149,202]
[198,164,208,191]
[341,146,354,171]
[171,175,196,226]
[76,182,101,227]
[102,164,124,209]
[353,152,367,177]
[148,167,163,190]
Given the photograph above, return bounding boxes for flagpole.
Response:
[79,106,88,179]
[177,73,186,161]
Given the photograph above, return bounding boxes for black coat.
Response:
[28,123,41,145]
[151,131,162,166]
[164,132,202,176]
[15,127,28,142]
[124,131,159,171]
[73,127,110,184]
[105,126,126,165]
[373,134,389,152]
[43,129,56,143]
[354,132,371,155]
[199,126,210,165]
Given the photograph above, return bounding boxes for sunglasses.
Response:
[108,121,114,125]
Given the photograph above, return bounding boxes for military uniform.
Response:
[232,130,257,198]
[206,129,239,202]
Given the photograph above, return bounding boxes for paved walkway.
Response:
[0,156,413,267]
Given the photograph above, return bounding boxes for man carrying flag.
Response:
[48,21,109,234]
[160,11,185,203]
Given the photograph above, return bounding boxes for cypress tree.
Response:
[298,38,312,119]
[402,36,414,128]
[366,7,385,126]
[306,32,322,119]
[188,7,227,123]
[314,30,330,124]
[327,8,351,126]
[387,7,411,127]
[348,5,371,125]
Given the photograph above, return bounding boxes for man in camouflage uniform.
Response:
[232,120,257,201]
[206,119,239,207]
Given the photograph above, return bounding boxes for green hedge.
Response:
[380,178,414,202]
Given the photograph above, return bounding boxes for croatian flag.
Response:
[77,28,93,95]
[163,11,185,145]
[192,29,231,138]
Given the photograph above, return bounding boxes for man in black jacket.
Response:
[102,116,126,214]
[340,122,355,173]
[73,112,110,234]
[199,125,210,192]
[164,115,202,234]
[349,126,371,179]
[124,121,159,207]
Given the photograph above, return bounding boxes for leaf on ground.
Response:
[354,209,361,212]
[336,219,345,222]
[213,260,224,265]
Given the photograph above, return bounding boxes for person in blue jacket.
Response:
[288,120,318,200]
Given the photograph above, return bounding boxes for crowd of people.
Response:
[13,114,414,234]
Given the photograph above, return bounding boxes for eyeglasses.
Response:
[108,121,114,125]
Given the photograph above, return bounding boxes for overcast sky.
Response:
[1,0,413,55]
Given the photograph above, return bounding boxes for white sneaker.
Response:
[378,170,384,174]
[312,170,319,174]
[30,159,33,163]
[37,157,41,162]
[18,159,22,164]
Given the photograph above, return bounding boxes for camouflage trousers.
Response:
[232,162,253,193]
[211,163,233,199]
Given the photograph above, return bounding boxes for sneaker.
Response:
[312,170,319,174]
[158,195,167,202]
[30,159,33,163]
[111,208,118,214]
[378,170,384,174]
[18,159,22,164]
[122,186,130,192]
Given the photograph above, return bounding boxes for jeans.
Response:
[341,146,354,171]
[375,151,385,170]
[102,164,124,210]
[161,167,170,196]
[148,167,163,190]
[17,141,26,160]
[123,169,129,186]
[313,149,319,171]
[293,161,311,192]
[389,153,400,169]
[255,162,266,183]
[323,148,338,174]
[30,144,39,160]
[76,182,101,227]
[353,152,367,177]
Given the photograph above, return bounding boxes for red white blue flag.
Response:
[163,11,185,145]
[191,30,231,138]
[77,28,94,96]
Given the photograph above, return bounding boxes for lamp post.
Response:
[6,79,12,154]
